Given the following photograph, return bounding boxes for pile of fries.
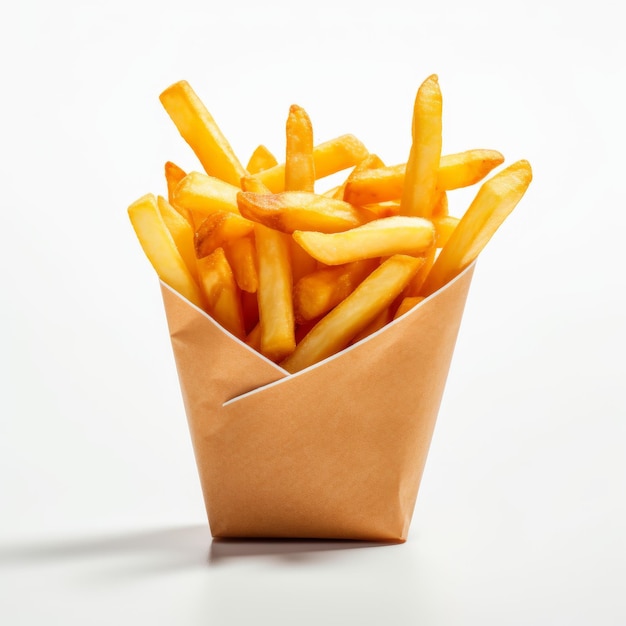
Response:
[128,75,532,373]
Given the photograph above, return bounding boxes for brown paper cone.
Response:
[161,262,475,542]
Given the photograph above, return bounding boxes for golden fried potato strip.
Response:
[197,248,245,339]
[438,149,505,190]
[293,215,435,265]
[127,193,204,309]
[285,105,315,192]
[255,224,296,361]
[400,74,443,218]
[237,191,375,234]
[224,235,259,293]
[159,80,246,187]
[281,255,423,373]
[421,160,533,296]
[174,171,241,217]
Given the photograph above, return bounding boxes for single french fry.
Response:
[432,215,460,248]
[246,321,262,352]
[241,174,271,194]
[224,235,259,293]
[332,153,386,200]
[196,248,245,339]
[254,134,369,192]
[421,160,533,296]
[194,211,255,259]
[438,149,505,190]
[159,80,246,187]
[293,215,435,265]
[237,191,375,234]
[281,255,423,373]
[393,296,425,320]
[174,171,241,217]
[156,195,198,282]
[293,259,378,323]
[127,193,204,309]
[343,163,405,206]
[400,74,443,218]
[255,223,296,362]
[246,145,278,175]
[285,105,315,192]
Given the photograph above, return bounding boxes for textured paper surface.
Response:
[161,263,475,541]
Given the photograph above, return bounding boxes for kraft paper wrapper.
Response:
[160,262,475,542]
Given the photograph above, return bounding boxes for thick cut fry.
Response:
[290,240,318,284]
[393,296,425,319]
[343,163,405,206]
[293,259,378,323]
[159,80,246,187]
[194,211,254,259]
[238,191,375,234]
[438,149,505,190]
[332,153,385,200]
[174,171,240,216]
[246,145,278,174]
[421,160,533,296]
[224,235,259,293]
[128,194,204,308]
[400,74,443,218]
[281,255,423,373]
[285,105,315,192]
[156,195,198,281]
[255,224,295,361]
[196,248,245,339]
[432,215,460,248]
[293,215,435,265]
[254,134,369,192]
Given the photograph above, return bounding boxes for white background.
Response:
[1,1,625,624]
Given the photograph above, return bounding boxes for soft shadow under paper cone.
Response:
[161,263,475,542]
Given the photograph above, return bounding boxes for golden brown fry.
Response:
[197,248,245,339]
[254,134,369,192]
[432,190,448,217]
[237,191,375,234]
[432,215,460,248]
[421,160,533,296]
[241,174,271,194]
[246,145,278,175]
[438,149,505,190]
[400,74,443,218]
[293,259,378,323]
[255,224,296,362]
[332,153,385,200]
[159,80,246,187]
[343,163,405,206]
[293,215,435,265]
[174,171,241,217]
[285,105,315,192]
[156,195,198,282]
[290,240,318,285]
[393,296,425,320]
[224,235,259,294]
[127,193,204,309]
[194,211,255,259]
[245,321,262,352]
[281,255,423,373]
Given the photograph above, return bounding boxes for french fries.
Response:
[128,75,532,373]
